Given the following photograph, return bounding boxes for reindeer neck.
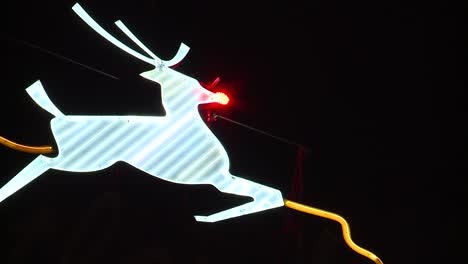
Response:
[153,69,200,116]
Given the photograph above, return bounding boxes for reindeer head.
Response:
[72,4,226,114]
[139,66,222,113]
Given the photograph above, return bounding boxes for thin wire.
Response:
[284,199,383,264]
[0,136,54,154]
[1,114,308,154]
[5,37,309,152]
[6,36,120,81]
[213,113,310,152]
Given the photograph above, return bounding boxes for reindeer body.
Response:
[0,3,284,222]
[49,69,218,173]
[49,111,230,186]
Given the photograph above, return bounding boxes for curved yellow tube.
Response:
[0,136,54,154]
[284,199,383,264]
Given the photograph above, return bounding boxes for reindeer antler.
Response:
[72,3,189,67]
[114,20,190,67]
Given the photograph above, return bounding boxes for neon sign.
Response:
[0,3,382,263]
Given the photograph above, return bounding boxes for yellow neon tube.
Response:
[0,136,54,154]
[284,199,383,264]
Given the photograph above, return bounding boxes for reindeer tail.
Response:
[26,80,64,117]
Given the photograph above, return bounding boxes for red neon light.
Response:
[214,92,230,105]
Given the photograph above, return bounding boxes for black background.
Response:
[1,1,465,263]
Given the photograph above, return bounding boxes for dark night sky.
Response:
[1,1,465,263]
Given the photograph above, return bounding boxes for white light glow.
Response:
[0,3,284,222]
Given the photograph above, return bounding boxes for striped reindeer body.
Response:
[49,111,230,187]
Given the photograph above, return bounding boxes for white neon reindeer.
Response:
[0,3,284,222]
[0,4,385,262]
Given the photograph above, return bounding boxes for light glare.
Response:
[213,92,230,105]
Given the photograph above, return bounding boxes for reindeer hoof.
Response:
[194,215,211,222]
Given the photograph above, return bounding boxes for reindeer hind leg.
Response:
[194,174,284,223]
[0,155,51,203]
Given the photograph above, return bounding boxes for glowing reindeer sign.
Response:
[0,3,284,223]
[0,4,383,263]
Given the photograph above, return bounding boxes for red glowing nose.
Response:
[213,92,230,105]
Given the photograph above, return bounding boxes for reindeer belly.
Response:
[128,117,231,185]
